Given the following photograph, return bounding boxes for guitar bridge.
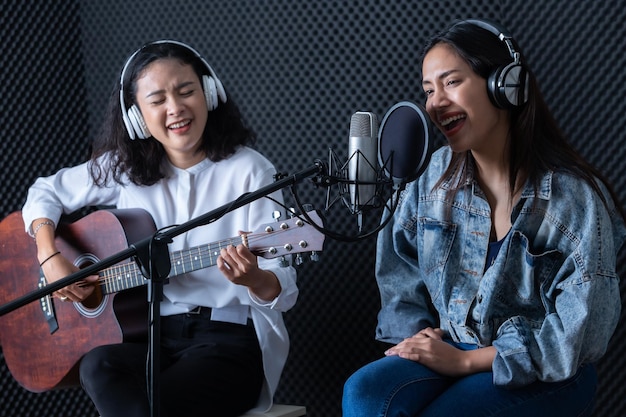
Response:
[38,271,59,334]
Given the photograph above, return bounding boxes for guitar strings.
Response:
[76,229,302,290]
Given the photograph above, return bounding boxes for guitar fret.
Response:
[186,246,200,272]
[171,251,183,276]
[189,247,196,272]
[124,262,137,289]
[112,265,122,293]
[111,267,119,292]
[112,269,119,292]
[100,271,109,295]
[103,269,114,294]
[130,262,142,288]
[205,242,216,269]
[207,243,216,266]
[117,264,127,291]
[208,239,231,267]
[194,245,203,270]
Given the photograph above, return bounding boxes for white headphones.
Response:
[119,40,227,140]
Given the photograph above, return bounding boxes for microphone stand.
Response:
[0,162,324,417]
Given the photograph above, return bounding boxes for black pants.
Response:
[79,310,264,417]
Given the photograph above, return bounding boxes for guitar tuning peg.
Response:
[272,210,291,267]
[309,251,320,262]
[294,253,304,266]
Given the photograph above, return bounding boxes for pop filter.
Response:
[378,101,433,186]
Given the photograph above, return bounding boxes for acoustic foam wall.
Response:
[0,1,624,416]
[0,2,94,417]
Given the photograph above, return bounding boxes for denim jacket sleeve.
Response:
[492,175,626,387]
[375,185,438,344]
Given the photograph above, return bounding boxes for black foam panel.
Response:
[0,1,624,416]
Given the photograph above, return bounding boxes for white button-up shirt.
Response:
[23,146,298,412]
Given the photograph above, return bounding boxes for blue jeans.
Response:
[342,344,596,417]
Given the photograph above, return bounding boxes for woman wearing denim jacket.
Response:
[342,18,626,417]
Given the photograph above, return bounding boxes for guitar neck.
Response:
[96,210,324,296]
[98,236,243,295]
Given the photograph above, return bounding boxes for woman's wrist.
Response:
[39,251,61,267]
[249,270,281,302]
[32,220,55,239]
[465,346,496,374]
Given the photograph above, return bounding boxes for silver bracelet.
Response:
[33,220,55,239]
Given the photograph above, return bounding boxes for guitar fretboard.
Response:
[98,236,244,295]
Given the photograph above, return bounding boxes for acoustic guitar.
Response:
[0,208,324,393]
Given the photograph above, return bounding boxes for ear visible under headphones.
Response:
[119,40,227,140]
[461,18,529,109]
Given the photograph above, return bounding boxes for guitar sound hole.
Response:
[82,284,103,310]
[74,254,107,315]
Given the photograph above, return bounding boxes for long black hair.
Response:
[422,19,625,221]
[89,41,256,186]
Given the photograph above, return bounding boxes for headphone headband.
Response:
[119,40,222,91]
[461,19,520,65]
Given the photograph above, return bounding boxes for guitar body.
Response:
[0,209,157,392]
[0,207,325,393]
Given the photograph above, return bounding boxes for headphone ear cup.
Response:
[121,106,137,140]
[127,104,150,139]
[203,75,218,111]
[487,63,528,109]
[213,76,227,104]
[487,66,509,109]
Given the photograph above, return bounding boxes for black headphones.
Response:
[119,40,227,140]
[458,18,529,109]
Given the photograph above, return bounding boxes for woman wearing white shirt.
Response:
[22,40,298,417]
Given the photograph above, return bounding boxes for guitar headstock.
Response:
[248,210,325,261]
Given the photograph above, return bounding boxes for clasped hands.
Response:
[384,327,475,377]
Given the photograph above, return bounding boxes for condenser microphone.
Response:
[378,101,433,188]
[301,101,432,241]
[348,111,379,214]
